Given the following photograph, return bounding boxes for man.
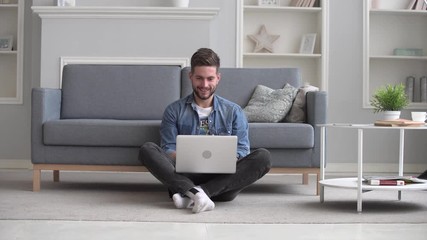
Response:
[139,48,271,213]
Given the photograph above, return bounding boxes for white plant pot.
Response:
[382,111,401,120]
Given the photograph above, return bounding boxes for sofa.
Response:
[31,64,327,194]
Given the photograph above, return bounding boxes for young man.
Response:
[139,48,271,213]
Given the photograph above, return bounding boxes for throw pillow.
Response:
[243,84,298,123]
[284,84,319,123]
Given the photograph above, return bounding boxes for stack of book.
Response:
[289,0,317,7]
[374,119,425,127]
[364,176,427,186]
[405,76,427,103]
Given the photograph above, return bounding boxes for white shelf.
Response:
[237,0,329,91]
[363,0,427,109]
[0,0,22,104]
[320,177,427,191]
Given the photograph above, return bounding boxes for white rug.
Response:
[1,170,426,223]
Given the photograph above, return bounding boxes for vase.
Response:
[382,111,401,120]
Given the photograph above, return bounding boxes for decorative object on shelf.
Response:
[393,48,423,56]
[370,83,409,120]
[57,0,75,7]
[1,0,16,4]
[155,0,190,7]
[248,24,280,53]
[299,33,316,54]
[258,0,280,6]
[0,35,13,51]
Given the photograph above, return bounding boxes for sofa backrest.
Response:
[61,64,182,120]
[181,67,301,107]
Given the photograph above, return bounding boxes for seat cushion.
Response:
[43,119,161,147]
[248,123,313,149]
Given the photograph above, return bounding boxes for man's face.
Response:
[189,66,220,102]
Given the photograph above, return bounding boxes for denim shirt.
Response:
[160,93,250,159]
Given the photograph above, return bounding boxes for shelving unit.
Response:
[363,0,427,109]
[0,0,23,104]
[237,0,329,91]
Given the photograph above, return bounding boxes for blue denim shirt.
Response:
[160,93,250,159]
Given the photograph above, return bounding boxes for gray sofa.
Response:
[31,64,327,194]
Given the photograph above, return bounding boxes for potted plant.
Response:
[370,83,409,120]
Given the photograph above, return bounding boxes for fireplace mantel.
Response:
[32,6,219,20]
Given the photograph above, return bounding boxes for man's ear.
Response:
[217,72,221,82]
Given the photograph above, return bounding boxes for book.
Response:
[421,76,427,102]
[374,119,426,127]
[415,0,425,9]
[367,179,405,186]
[364,176,427,186]
[406,76,415,102]
[414,76,421,102]
[407,0,417,10]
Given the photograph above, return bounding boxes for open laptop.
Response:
[175,135,238,174]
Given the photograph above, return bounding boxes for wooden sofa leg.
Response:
[33,169,41,192]
[53,170,60,182]
[302,173,309,185]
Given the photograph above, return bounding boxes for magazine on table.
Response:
[363,176,427,186]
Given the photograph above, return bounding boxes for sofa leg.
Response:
[316,173,320,196]
[302,173,309,185]
[53,170,60,182]
[33,169,41,192]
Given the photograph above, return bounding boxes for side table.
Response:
[318,123,427,212]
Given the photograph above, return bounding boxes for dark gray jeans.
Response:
[139,142,271,202]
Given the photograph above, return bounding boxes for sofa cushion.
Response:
[248,123,313,149]
[61,65,182,120]
[43,119,161,147]
[243,84,297,122]
[285,84,319,123]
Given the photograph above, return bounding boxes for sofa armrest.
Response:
[31,88,62,163]
[306,91,327,167]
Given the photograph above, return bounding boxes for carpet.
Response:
[1,170,426,223]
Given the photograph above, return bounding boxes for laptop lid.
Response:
[175,135,238,174]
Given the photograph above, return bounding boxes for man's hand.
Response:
[169,151,177,160]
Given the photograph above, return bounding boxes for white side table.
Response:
[318,123,427,212]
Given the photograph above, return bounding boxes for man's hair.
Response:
[190,48,220,73]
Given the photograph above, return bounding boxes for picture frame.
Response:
[0,36,13,51]
[299,33,316,54]
[258,0,280,6]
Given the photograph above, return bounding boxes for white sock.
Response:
[186,186,215,213]
[172,193,194,209]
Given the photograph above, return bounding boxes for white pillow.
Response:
[243,84,298,123]
[284,84,319,123]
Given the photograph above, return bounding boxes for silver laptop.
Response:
[175,135,238,174]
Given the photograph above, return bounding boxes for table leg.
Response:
[320,126,326,203]
[398,128,405,200]
[357,129,363,212]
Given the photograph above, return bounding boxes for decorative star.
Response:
[248,25,280,53]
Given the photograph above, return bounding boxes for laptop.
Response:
[175,135,238,174]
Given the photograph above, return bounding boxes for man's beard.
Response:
[193,86,216,100]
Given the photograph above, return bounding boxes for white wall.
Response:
[0,0,426,172]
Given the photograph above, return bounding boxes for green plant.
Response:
[370,83,409,113]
